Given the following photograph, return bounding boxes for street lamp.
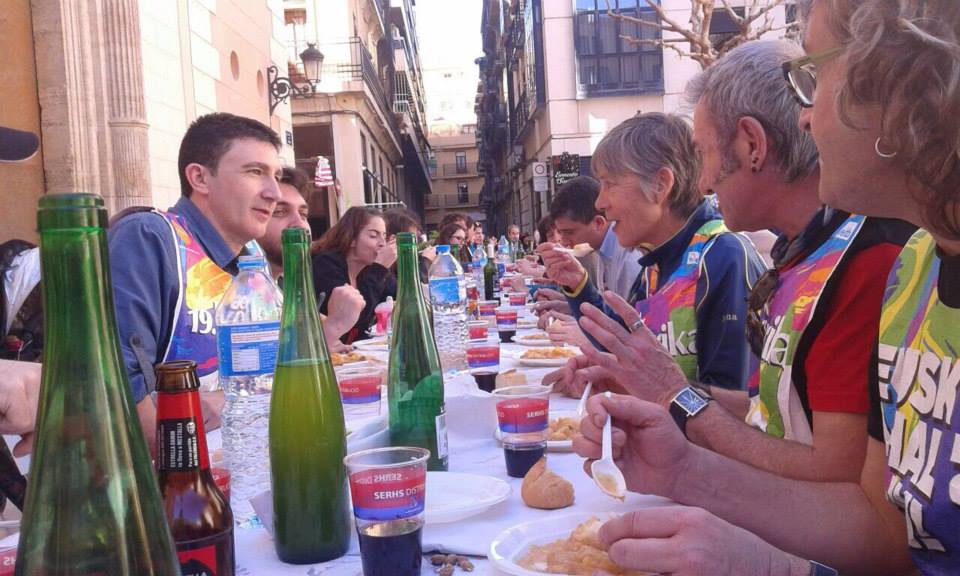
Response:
[267,43,325,115]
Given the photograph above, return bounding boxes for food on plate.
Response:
[521,347,577,360]
[517,517,650,575]
[495,369,526,389]
[519,332,551,341]
[521,458,574,510]
[548,417,580,441]
[331,351,366,366]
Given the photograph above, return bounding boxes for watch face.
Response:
[675,388,709,414]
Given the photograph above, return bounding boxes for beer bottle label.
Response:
[158,418,200,472]
[176,528,234,576]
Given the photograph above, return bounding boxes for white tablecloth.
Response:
[232,335,673,575]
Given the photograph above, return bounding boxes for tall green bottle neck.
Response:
[395,241,421,303]
[279,239,328,361]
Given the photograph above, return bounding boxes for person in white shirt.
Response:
[549,175,642,299]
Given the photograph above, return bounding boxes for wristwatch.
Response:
[668,386,712,436]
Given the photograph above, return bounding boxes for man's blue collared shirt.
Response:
[109,197,241,402]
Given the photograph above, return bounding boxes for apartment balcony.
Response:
[440,163,480,177]
[424,192,481,209]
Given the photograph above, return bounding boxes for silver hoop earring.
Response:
[875,137,898,159]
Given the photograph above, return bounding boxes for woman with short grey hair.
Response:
[541,112,767,391]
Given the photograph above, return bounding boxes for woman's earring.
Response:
[875,137,898,159]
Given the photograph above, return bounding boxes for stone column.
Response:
[31,0,105,196]
[102,0,151,211]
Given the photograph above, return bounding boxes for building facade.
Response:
[425,129,485,232]
[0,0,293,242]
[283,0,432,234]
[477,0,791,235]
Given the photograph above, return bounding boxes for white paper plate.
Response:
[489,512,623,576]
[515,355,577,367]
[353,337,389,351]
[518,318,539,329]
[494,409,579,452]
[425,472,511,523]
[513,332,554,347]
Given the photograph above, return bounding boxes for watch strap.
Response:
[809,561,838,576]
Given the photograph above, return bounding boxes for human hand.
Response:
[515,258,545,278]
[325,285,365,340]
[0,360,40,456]
[375,239,398,268]
[536,243,587,289]
[420,245,437,262]
[576,291,688,406]
[599,506,805,576]
[547,318,589,349]
[200,390,225,431]
[572,393,691,498]
[536,310,573,330]
[541,354,620,398]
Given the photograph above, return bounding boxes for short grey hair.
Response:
[684,40,819,183]
[591,112,702,218]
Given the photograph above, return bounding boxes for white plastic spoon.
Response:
[590,391,627,500]
[576,381,593,416]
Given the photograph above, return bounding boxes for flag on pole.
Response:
[315,156,334,187]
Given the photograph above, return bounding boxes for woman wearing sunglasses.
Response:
[569,1,960,574]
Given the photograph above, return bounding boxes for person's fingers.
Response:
[606,538,684,575]
[573,435,601,460]
[580,302,635,352]
[579,315,632,360]
[592,393,670,431]
[13,433,34,457]
[601,290,643,326]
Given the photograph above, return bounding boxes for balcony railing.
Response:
[424,193,479,208]
[441,163,479,177]
[305,37,402,146]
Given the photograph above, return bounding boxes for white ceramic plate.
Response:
[425,472,511,524]
[513,332,554,347]
[489,512,622,576]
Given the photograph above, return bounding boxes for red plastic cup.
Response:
[468,320,489,341]
[508,292,527,307]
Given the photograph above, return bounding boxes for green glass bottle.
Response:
[269,227,350,564]
[16,194,180,575]
[388,232,449,471]
[484,243,498,301]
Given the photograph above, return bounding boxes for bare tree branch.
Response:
[606,0,792,70]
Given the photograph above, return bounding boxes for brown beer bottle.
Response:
[156,360,235,575]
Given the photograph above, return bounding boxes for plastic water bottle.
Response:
[428,245,467,373]
[215,255,282,524]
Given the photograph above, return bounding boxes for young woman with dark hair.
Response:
[311,206,397,342]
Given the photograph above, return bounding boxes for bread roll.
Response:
[521,458,574,509]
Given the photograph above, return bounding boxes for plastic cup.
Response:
[478,300,498,328]
[495,307,518,343]
[508,292,527,307]
[337,366,384,417]
[466,339,500,393]
[211,467,231,502]
[491,384,553,478]
[344,447,430,576]
[468,320,489,341]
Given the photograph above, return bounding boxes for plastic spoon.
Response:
[576,381,593,416]
[590,391,626,500]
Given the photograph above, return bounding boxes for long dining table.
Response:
[229,324,673,576]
